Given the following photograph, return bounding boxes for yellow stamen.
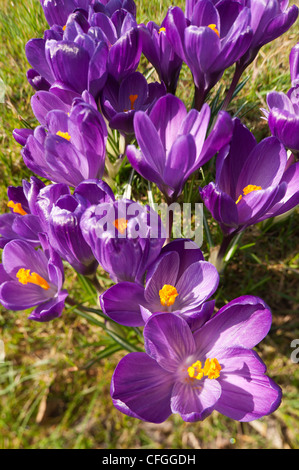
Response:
[113,218,128,235]
[187,360,204,380]
[236,184,262,204]
[159,284,178,307]
[56,131,71,141]
[129,94,138,110]
[7,201,27,216]
[203,358,221,379]
[16,268,50,290]
[158,27,166,34]
[63,25,67,31]
[208,24,220,37]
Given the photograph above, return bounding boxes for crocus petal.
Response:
[31,91,70,126]
[0,281,50,310]
[144,313,196,373]
[111,352,173,423]
[100,282,146,327]
[215,348,282,421]
[193,295,272,357]
[171,377,221,422]
[2,239,49,280]
[28,290,68,322]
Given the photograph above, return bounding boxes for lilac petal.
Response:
[199,182,239,233]
[199,110,233,169]
[258,161,299,219]
[163,134,197,194]
[118,71,148,112]
[0,281,49,310]
[88,41,109,98]
[74,179,115,205]
[108,28,141,81]
[164,6,187,61]
[175,261,219,312]
[193,295,272,357]
[25,38,54,84]
[100,282,146,327]
[28,290,68,322]
[215,348,282,421]
[186,300,215,332]
[267,91,294,113]
[0,264,12,284]
[46,40,89,93]
[12,215,43,243]
[144,251,180,308]
[111,352,173,423]
[191,0,220,29]
[268,108,299,151]
[237,137,287,193]
[26,69,51,92]
[179,104,210,158]
[144,313,196,373]
[126,145,165,190]
[149,94,187,154]
[31,91,70,126]
[2,239,49,280]
[132,111,166,174]
[13,128,34,146]
[290,42,299,84]
[159,239,204,279]
[171,377,221,422]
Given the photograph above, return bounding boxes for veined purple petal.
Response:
[111,352,173,423]
[28,290,68,322]
[144,313,196,373]
[100,282,146,326]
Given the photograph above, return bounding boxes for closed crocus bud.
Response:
[80,199,166,285]
[0,235,68,322]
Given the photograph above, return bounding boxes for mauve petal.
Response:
[28,290,68,322]
[126,145,165,189]
[31,91,70,126]
[91,12,117,44]
[290,42,299,84]
[237,137,287,193]
[0,264,12,284]
[171,377,221,421]
[26,69,51,92]
[144,251,180,308]
[118,71,148,112]
[88,41,109,98]
[46,40,89,93]
[74,179,115,205]
[25,38,54,84]
[193,295,272,357]
[267,91,294,113]
[257,161,299,219]
[175,261,219,312]
[215,348,282,421]
[268,109,299,151]
[179,104,210,158]
[108,28,141,81]
[0,281,49,310]
[13,128,34,146]
[163,134,197,195]
[2,239,49,280]
[111,352,173,423]
[164,6,187,61]
[100,282,146,327]
[133,111,166,174]
[144,313,196,372]
[12,215,43,243]
[149,94,187,155]
[191,0,220,29]
[46,109,69,134]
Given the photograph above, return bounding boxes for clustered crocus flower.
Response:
[262,42,299,157]
[1,0,298,428]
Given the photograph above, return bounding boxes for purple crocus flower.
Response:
[126,93,233,201]
[99,71,166,135]
[34,179,114,275]
[199,118,299,236]
[0,177,45,248]
[19,98,107,187]
[164,0,253,109]
[111,297,282,423]
[0,235,68,322]
[138,19,183,94]
[100,238,219,328]
[80,199,166,285]
[262,43,299,156]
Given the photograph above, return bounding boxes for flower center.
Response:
[208,24,220,37]
[7,201,27,216]
[158,27,166,34]
[129,94,138,110]
[16,268,50,290]
[159,284,178,307]
[113,218,128,234]
[56,131,71,141]
[236,184,262,204]
[188,358,221,380]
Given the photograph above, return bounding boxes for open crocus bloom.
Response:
[0,236,68,322]
[199,118,299,235]
[126,93,232,201]
[111,297,282,423]
[100,239,219,328]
